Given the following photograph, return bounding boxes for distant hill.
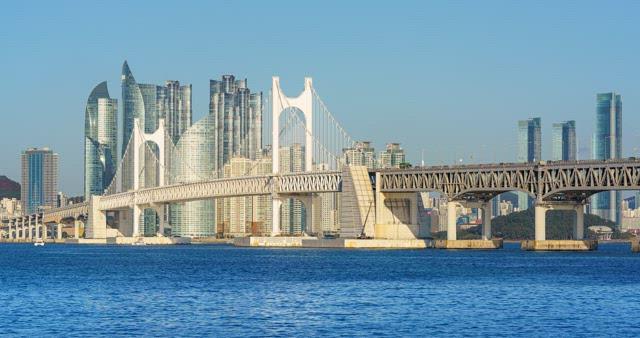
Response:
[0,176,20,199]
[435,208,624,240]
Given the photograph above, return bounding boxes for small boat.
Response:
[132,238,147,246]
[34,239,45,247]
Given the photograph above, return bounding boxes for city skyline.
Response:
[2,1,640,195]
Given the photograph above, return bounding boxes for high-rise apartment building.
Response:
[279,144,306,235]
[378,143,406,168]
[209,75,263,174]
[551,120,576,161]
[210,75,262,236]
[21,148,58,214]
[342,141,376,169]
[592,92,622,223]
[84,81,118,198]
[516,117,541,210]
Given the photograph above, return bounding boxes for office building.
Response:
[592,92,622,223]
[169,115,216,237]
[552,120,576,161]
[517,117,541,210]
[21,148,58,214]
[84,81,118,198]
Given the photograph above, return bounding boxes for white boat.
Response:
[132,238,147,246]
[34,239,45,247]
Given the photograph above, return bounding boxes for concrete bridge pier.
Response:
[28,216,33,241]
[436,200,502,249]
[35,215,41,239]
[86,195,107,239]
[74,219,82,239]
[374,191,420,239]
[271,197,282,236]
[56,223,63,240]
[523,202,595,251]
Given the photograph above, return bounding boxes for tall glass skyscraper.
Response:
[84,81,118,198]
[592,92,622,223]
[21,148,58,214]
[121,61,193,235]
[516,117,541,210]
[169,115,216,237]
[551,120,576,161]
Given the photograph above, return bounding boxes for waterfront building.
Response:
[591,92,622,223]
[342,141,376,169]
[169,115,216,237]
[551,120,576,161]
[378,143,406,168]
[516,117,541,210]
[209,75,262,236]
[209,75,263,174]
[84,81,118,198]
[279,144,306,235]
[21,148,58,214]
[315,163,340,235]
[0,198,22,219]
[121,61,193,235]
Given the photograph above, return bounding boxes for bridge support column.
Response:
[18,218,24,239]
[447,201,459,241]
[133,205,142,237]
[482,202,492,241]
[35,215,40,239]
[28,216,33,241]
[534,203,547,241]
[42,223,48,240]
[8,220,12,240]
[74,219,81,239]
[86,195,107,239]
[575,204,584,240]
[57,223,63,240]
[271,198,282,236]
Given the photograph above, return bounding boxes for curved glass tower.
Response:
[121,61,146,191]
[169,115,216,237]
[84,81,118,198]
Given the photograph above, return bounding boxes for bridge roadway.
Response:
[3,159,640,249]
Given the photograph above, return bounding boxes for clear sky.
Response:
[1,0,639,195]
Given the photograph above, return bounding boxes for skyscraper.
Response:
[517,117,541,210]
[592,92,622,223]
[209,75,263,174]
[378,143,406,168]
[21,148,58,214]
[209,75,262,236]
[551,120,576,161]
[121,61,193,235]
[342,141,376,169]
[279,144,306,235]
[169,115,216,237]
[84,81,118,198]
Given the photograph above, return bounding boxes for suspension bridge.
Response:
[3,77,640,250]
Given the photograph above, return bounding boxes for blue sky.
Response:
[1,0,639,195]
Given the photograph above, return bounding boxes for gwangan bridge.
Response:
[3,77,640,251]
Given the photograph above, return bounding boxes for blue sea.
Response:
[0,242,639,337]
